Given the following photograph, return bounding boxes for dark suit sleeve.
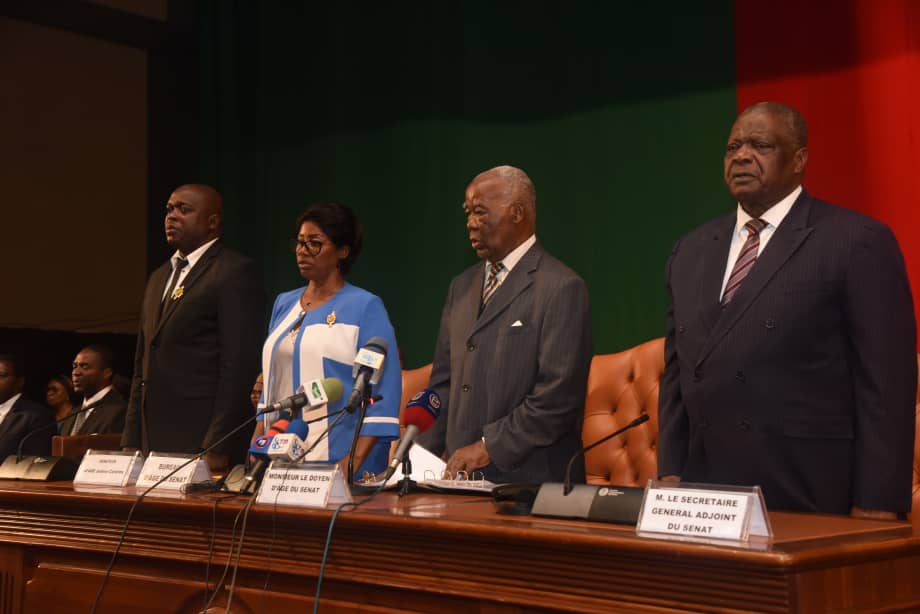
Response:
[416,281,454,457]
[482,275,592,470]
[16,402,55,457]
[658,239,690,477]
[845,224,916,512]
[202,257,265,452]
[122,289,149,449]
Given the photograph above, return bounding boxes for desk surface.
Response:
[0,481,916,613]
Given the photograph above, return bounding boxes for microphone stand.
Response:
[346,383,372,493]
[396,451,416,497]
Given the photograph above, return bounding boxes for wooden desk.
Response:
[0,481,916,613]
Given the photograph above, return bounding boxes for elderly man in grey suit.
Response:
[417,165,593,484]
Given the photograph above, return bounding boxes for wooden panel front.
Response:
[0,482,915,613]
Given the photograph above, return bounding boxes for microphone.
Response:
[267,418,309,462]
[403,388,441,433]
[563,414,650,495]
[267,377,344,414]
[380,390,441,481]
[241,418,290,494]
[345,337,388,412]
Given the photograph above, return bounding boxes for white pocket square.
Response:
[511,320,524,327]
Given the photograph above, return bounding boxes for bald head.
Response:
[164,184,224,255]
[464,165,537,262]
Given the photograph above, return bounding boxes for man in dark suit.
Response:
[658,102,917,518]
[417,166,593,484]
[64,344,126,436]
[0,354,54,458]
[123,184,264,472]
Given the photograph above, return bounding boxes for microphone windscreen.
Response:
[364,336,389,354]
[404,388,441,432]
[286,418,309,439]
[249,418,290,455]
[320,377,344,403]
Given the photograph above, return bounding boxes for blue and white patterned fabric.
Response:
[259,283,401,475]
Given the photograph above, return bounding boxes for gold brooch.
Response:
[326,310,336,327]
[172,285,184,300]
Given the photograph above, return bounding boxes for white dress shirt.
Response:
[720,186,801,299]
[483,234,537,292]
[161,237,219,301]
[0,393,21,426]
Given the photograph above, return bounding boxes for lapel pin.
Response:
[172,285,185,300]
[326,310,337,327]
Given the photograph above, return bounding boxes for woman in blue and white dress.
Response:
[255,202,401,477]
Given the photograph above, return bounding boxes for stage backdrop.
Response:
[194,1,738,367]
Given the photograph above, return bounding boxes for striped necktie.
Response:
[480,261,504,311]
[721,218,767,306]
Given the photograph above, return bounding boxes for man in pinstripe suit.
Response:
[417,166,593,484]
[658,102,916,517]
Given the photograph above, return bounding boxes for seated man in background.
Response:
[65,344,127,436]
[417,165,593,484]
[0,354,54,458]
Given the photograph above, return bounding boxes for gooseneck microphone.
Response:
[15,400,102,462]
[344,337,388,413]
[267,377,344,414]
[563,414,650,495]
[381,388,443,482]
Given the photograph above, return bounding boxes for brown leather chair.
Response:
[582,338,664,487]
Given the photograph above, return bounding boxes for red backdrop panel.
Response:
[735,0,920,340]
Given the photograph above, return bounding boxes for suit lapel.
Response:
[698,215,736,334]
[696,192,815,366]
[468,243,540,338]
[0,400,26,443]
[154,241,222,338]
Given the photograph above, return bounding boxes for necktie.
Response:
[480,261,504,313]
[721,219,767,306]
[159,257,188,321]
[70,407,88,436]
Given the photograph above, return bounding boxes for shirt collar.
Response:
[0,393,22,415]
[489,234,536,274]
[171,237,219,270]
[82,385,112,409]
[734,185,802,236]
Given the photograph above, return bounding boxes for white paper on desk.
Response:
[385,442,445,487]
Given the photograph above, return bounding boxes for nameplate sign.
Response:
[74,450,144,487]
[636,482,772,542]
[136,452,211,492]
[256,462,353,508]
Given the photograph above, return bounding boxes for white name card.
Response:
[136,452,211,492]
[74,450,145,487]
[637,481,773,542]
[256,462,353,508]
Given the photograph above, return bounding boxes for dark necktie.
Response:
[721,219,767,306]
[159,257,188,321]
[480,261,504,314]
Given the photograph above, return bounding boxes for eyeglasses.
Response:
[289,238,325,256]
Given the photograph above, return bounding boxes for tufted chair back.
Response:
[583,338,664,487]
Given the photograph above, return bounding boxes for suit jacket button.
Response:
[462,384,471,392]
[738,419,751,430]
[765,318,776,329]
[677,325,685,334]
[467,343,475,352]
[693,368,703,381]
[735,370,745,381]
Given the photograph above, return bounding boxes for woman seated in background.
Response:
[254,202,401,477]
[46,374,75,432]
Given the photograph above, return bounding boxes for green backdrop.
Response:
[197,1,737,368]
